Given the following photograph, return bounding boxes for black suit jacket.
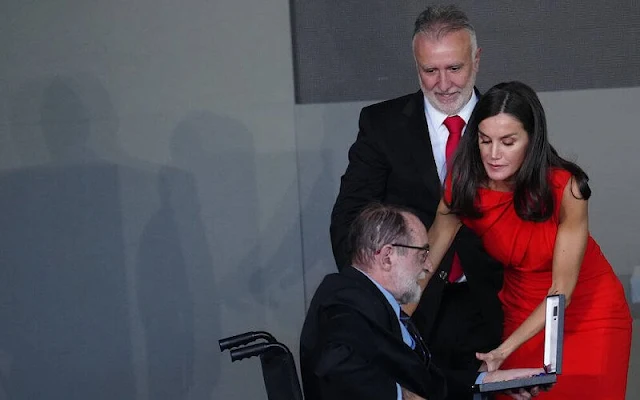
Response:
[329,91,504,386]
[300,267,447,400]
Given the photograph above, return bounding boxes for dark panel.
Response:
[291,0,640,103]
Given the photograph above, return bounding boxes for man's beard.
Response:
[422,69,477,115]
[397,271,424,305]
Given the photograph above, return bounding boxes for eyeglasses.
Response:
[391,243,430,263]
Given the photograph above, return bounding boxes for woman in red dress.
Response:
[428,81,632,399]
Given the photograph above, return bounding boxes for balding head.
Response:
[349,203,434,304]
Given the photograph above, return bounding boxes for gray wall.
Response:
[0,1,638,399]
[291,0,640,103]
[0,1,303,399]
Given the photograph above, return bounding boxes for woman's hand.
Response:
[476,347,508,372]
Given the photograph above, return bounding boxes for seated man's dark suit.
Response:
[330,91,504,397]
[300,266,447,400]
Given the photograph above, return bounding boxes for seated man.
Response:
[300,203,542,400]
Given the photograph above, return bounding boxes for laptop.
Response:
[472,294,565,393]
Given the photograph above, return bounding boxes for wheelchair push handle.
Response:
[230,343,289,362]
[219,331,276,351]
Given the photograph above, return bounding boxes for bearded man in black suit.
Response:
[303,204,542,400]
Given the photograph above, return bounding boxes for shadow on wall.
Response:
[294,105,365,306]
[166,111,261,311]
[295,146,340,300]
[0,76,135,399]
[136,168,199,400]
[0,75,305,399]
[244,178,305,312]
[162,111,265,397]
[168,111,306,356]
[238,106,353,316]
[0,76,224,400]
[619,274,640,320]
[136,111,236,400]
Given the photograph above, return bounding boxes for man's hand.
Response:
[503,387,538,400]
[401,386,426,400]
[482,368,546,400]
[482,367,543,383]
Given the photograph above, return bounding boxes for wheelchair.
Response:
[219,331,303,400]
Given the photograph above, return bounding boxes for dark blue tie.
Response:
[399,310,430,364]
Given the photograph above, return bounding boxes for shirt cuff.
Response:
[472,373,488,400]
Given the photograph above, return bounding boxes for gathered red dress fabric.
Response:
[446,168,632,399]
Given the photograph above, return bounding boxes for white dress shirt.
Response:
[423,95,478,283]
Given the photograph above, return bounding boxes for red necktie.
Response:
[443,115,465,282]
[444,115,465,169]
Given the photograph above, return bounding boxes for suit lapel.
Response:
[401,91,442,198]
[341,267,402,338]
[338,267,445,400]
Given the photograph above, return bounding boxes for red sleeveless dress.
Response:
[447,168,632,399]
